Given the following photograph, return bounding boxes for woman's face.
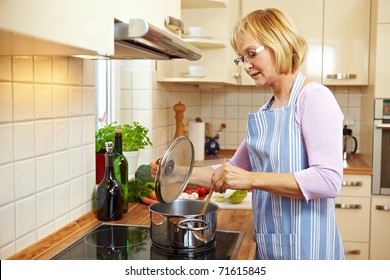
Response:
[238,33,278,88]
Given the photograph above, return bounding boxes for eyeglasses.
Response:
[234,45,267,66]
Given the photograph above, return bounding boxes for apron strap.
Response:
[288,72,305,105]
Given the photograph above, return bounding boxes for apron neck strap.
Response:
[288,72,305,105]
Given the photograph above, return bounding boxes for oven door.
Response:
[373,120,390,195]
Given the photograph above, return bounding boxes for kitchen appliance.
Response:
[112,18,201,60]
[343,125,358,159]
[373,98,390,195]
[152,136,219,251]
[50,223,243,260]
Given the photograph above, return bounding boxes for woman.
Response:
[153,8,345,260]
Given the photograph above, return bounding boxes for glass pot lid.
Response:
[155,136,194,203]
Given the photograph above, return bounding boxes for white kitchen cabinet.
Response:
[322,0,370,86]
[241,0,323,85]
[156,0,241,85]
[373,23,390,98]
[370,196,390,260]
[114,0,181,35]
[335,174,371,260]
[0,0,114,56]
[241,0,370,86]
[377,0,390,23]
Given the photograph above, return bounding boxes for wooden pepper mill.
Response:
[173,101,187,138]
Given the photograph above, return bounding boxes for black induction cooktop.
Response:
[51,223,244,260]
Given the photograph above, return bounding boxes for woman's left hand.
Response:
[211,162,253,193]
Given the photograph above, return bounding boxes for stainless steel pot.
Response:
[149,200,218,250]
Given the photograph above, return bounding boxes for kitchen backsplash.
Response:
[0,57,362,259]
[0,56,96,259]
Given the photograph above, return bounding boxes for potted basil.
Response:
[95,121,152,183]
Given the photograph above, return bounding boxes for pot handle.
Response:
[177,218,209,231]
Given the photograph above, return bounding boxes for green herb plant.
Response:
[95,121,152,153]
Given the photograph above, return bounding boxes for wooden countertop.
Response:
[201,150,372,175]
[8,202,256,260]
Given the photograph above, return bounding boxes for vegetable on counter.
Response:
[134,164,154,184]
[212,190,248,204]
[128,179,155,203]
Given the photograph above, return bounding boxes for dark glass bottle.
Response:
[114,129,129,213]
[96,142,124,221]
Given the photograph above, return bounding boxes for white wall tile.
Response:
[36,222,55,241]
[83,59,95,86]
[36,154,54,192]
[34,84,53,119]
[83,115,95,144]
[83,173,96,204]
[69,86,83,116]
[53,57,68,84]
[0,164,14,205]
[15,196,36,238]
[35,119,53,156]
[34,56,52,83]
[0,124,13,165]
[70,147,84,179]
[0,242,16,259]
[36,188,54,227]
[0,56,12,81]
[83,87,95,115]
[53,118,69,151]
[69,117,83,147]
[120,89,132,109]
[69,58,83,85]
[14,158,36,199]
[53,85,69,118]
[70,177,84,209]
[15,231,36,254]
[55,182,70,218]
[0,203,15,247]
[132,70,153,89]
[132,89,152,109]
[54,151,69,185]
[0,83,13,122]
[13,83,34,121]
[12,56,33,82]
[83,144,95,173]
[14,121,35,160]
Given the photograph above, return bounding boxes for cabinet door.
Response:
[322,0,370,85]
[241,0,323,86]
[343,241,369,260]
[340,174,371,197]
[378,0,390,23]
[370,196,390,260]
[0,0,113,56]
[335,196,370,243]
[374,24,390,99]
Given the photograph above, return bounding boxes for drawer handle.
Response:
[342,181,363,187]
[344,249,361,255]
[376,205,390,211]
[335,203,362,209]
[326,73,357,80]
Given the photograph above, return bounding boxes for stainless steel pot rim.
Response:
[148,200,219,216]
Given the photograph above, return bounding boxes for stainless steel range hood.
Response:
[112,19,201,60]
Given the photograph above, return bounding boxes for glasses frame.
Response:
[234,45,267,66]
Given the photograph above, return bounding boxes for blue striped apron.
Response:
[247,72,344,260]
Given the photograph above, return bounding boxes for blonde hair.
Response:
[231,8,307,74]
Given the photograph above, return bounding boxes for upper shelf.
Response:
[182,0,227,9]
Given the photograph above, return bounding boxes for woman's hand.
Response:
[211,162,253,193]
